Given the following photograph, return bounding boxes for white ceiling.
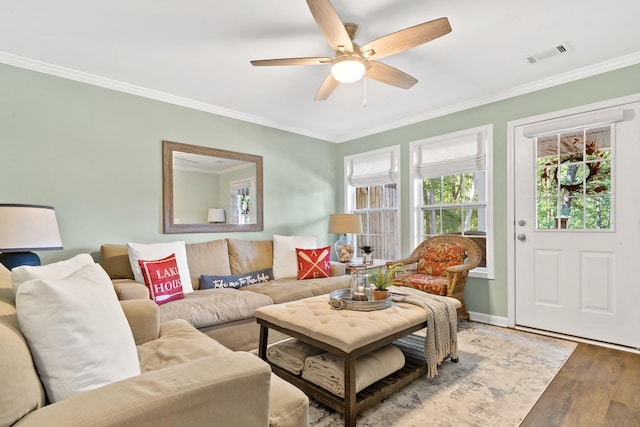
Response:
[1,0,640,142]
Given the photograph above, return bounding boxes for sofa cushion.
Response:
[113,278,151,300]
[273,235,316,279]
[16,262,140,403]
[240,275,351,304]
[11,253,94,291]
[227,239,273,275]
[100,243,135,280]
[200,268,274,289]
[0,264,45,427]
[137,319,233,373]
[269,374,310,427]
[128,241,194,294]
[157,288,274,329]
[186,239,231,290]
[296,246,331,279]
[138,253,185,305]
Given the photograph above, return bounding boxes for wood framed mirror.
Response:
[162,140,263,233]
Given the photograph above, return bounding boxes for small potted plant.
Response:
[359,244,374,265]
[368,263,405,300]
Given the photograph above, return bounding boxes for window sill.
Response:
[470,267,493,280]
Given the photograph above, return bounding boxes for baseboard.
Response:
[468,311,508,327]
[467,313,639,354]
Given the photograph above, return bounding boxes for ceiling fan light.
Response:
[331,58,365,83]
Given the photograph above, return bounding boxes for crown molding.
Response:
[336,51,640,143]
[2,50,639,144]
[0,51,330,142]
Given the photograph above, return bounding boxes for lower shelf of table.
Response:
[269,334,431,417]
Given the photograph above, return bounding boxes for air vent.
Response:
[525,42,573,64]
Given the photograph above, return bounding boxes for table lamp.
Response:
[0,204,63,270]
[207,208,226,223]
[328,213,363,263]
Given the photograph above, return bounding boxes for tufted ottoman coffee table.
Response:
[255,294,453,427]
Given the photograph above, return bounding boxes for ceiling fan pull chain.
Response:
[363,76,367,108]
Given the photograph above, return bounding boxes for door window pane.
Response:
[585,196,611,229]
[535,125,613,231]
[537,198,558,229]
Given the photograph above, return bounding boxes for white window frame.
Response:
[410,125,494,279]
[345,145,401,262]
[230,178,256,225]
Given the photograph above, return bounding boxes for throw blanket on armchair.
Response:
[388,285,458,378]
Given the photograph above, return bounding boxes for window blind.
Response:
[347,149,398,186]
[413,130,487,179]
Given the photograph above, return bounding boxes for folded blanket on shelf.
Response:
[388,285,458,378]
[301,345,405,397]
[266,338,325,375]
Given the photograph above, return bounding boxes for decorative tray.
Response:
[328,289,392,311]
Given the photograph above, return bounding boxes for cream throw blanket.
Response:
[266,338,325,375]
[388,285,458,378]
[302,345,405,397]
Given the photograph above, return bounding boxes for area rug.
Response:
[308,322,577,427]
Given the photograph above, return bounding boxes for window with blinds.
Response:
[345,146,400,261]
[410,125,493,277]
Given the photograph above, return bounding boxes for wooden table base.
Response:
[257,320,435,427]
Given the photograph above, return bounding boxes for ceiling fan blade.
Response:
[366,61,418,89]
[361,17,451,60]
[250,57,332,66]
[314,73,340,101]
[307,0,353,52]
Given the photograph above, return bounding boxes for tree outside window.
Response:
[411,125,493,278]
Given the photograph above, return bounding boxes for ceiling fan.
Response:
[250,0,452,101]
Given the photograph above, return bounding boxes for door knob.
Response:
[517,234,526,241]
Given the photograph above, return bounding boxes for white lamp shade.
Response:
[328,214,363,234]
[0,204,63,251]
[207,208,226,223]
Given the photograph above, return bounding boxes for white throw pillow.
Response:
[272,235,317,279]
[11,253,94,292]
[16,262,140,403]
[127,241,193,294]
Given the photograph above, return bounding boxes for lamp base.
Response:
[334,234,355,263]
[0,252,41,270]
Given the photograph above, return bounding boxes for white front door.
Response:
[513,100,640,349]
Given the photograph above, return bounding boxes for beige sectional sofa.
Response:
[100,238,352,351]
[1,262,309,427]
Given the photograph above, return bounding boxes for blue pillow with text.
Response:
[200,268,274,289]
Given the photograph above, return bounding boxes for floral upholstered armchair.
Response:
[386,235,482,320]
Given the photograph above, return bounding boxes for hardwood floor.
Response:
[521,343,640,427]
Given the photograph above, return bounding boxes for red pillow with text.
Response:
[296,246,331,279]
[138,253,184,305]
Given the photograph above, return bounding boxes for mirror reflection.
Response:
[163,140,263,233]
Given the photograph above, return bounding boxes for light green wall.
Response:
[173,169,219,224]
[2,60,639,318]
[338,63,640,317]
[0,63,340,262]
